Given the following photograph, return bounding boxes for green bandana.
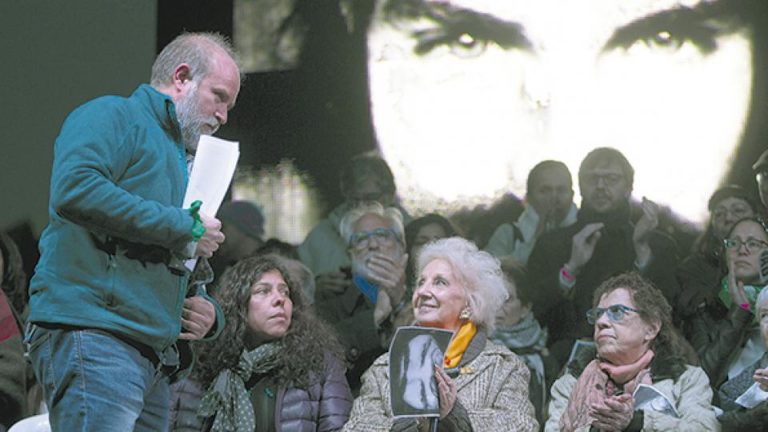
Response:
[198,342,282,432]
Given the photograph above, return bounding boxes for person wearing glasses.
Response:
[344,237,538,431]
[315,202,411,393]
[527,148,679,368]
[689,217,768,396]
[717,287,768,431]
[299,152,411,304]
[546,272,718,431]
[676,186,759,340]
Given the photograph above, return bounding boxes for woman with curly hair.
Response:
[169,254,352,432]
[546,272,717,431]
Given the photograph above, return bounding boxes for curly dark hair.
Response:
[592,272,698,369]
[193,254,345,388]
[0,233,27,314]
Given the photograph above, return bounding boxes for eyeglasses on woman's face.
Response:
[586,304,641,325]
[723,237,768,254]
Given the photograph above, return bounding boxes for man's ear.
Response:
[172,63,193,90]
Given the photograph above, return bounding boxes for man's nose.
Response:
[215,108,228,126]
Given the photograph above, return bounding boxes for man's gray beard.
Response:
[175,82,205,153]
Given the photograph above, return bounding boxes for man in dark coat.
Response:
[527,147,679,367]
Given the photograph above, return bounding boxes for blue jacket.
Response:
[29,84,216,352]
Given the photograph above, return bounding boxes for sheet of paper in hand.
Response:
[389,326,454,418]
[633,384,680,418]
[181,135,240,271]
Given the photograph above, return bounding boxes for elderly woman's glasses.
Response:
[349,227,399,250]
[723,238,768,254]
[586,304,641,325]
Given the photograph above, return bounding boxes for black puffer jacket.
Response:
[169,353,352,432]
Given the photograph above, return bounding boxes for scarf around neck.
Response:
[444,321,477,368]
[198,342,282,432]
[560,349,654,432]
[491,313,547,352]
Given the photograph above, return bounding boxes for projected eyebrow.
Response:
[382,0,532,56]
[603,2,745,55]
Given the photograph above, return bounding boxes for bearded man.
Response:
[25,32,241,431]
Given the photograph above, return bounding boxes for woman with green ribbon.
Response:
[169,254,352,431]
[690,217,768,406]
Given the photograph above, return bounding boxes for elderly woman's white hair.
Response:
[416,237,509,331]
[338,201,405,247]
[758,287,768,310]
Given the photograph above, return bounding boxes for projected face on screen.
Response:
[367,0,752,221]
[399,334,442,411]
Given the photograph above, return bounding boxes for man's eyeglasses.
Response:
[349,228,399,250]
[712,206,752,221]
[582,173,624,187]
[723,238,768,253]
[586,304,641,325]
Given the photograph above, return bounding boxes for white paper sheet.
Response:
[735,382,768,409]
[182,135,240,271]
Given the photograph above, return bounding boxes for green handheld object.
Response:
[190,200,205,241]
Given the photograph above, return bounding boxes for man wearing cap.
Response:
[209,200,265,283]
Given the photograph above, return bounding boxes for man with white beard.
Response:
[25,33,241,431]
[316,201,410,394]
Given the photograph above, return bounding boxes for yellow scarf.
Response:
[444,321,477,368]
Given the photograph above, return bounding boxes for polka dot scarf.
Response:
[198,342,282,432]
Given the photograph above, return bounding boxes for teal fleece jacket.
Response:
[29,84,221,352]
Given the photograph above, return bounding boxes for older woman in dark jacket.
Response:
[169,255,352,432]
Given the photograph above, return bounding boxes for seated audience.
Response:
[315,202,411,393]
[491,259,559,428]
[343,237,538,431]
[169,254,352,432]
[691,217,768,392]
[717,287,768,431]
[0,233,27,429]
[299,152,409,302]
[676,185,758,337]
[403,213,460,289]
[527,147,679,367]
[546,272,718,431]
[486,160,578,266]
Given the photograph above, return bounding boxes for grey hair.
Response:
[416,237,509,332]
[757,286,768,310]
[150,32,242,87]
[338,201,405,247]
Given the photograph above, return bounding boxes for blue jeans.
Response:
[26,325,171,432]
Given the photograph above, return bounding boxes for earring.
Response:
[459,308,471,320]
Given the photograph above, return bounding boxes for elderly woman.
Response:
[717,287,768,430]
[170,254,352,432]
[343,237,538,431]
[546,272,718,431]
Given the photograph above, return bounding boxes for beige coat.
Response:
[343,338,539,431]
[545,365,720,432]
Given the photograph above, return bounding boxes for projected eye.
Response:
[603,10,722,55]
[412,28,490,58]
[410,17,531,59]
